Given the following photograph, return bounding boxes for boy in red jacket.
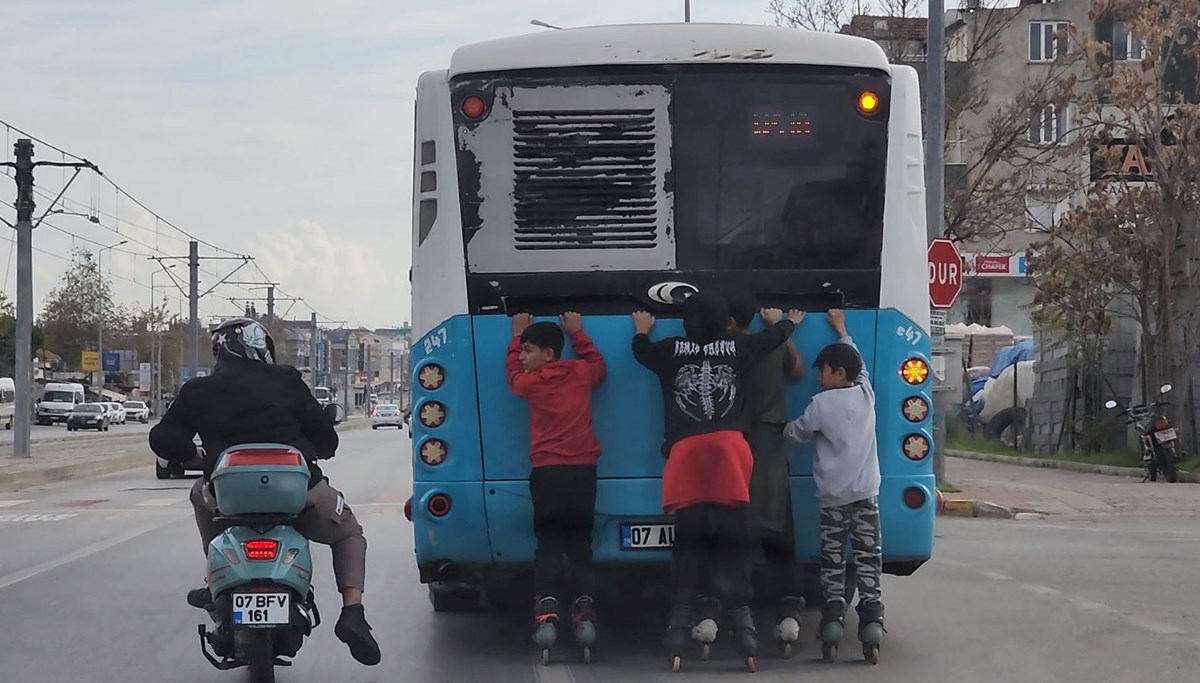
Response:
[508,311,607,659]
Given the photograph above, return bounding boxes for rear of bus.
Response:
[408,23,935,600]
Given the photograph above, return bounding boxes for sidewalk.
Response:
[943,454,1200,517]
[0,417,371,492]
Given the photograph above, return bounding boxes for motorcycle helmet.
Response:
[211,317,276,364]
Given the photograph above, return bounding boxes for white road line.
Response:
[0,500,32,508]
[978,570,1013,581]
[0,511,188,591]
[1021,583,1061,596]
[135,498,181,507]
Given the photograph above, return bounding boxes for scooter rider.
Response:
[149,317,381,666]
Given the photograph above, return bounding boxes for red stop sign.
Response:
[928,238,963,308]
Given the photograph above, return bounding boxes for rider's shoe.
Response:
[335,604,382,666]
[186,586,213,610]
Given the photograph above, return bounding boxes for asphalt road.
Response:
[0,419,156,446]
[1,429,1198,682]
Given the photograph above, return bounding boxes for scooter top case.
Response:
[210,443,311,516]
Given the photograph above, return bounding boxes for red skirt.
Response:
[662,431,753,512]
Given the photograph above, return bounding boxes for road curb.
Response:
[947,449,1200,483]
[938,498,1017,519]
[0,418,373,492]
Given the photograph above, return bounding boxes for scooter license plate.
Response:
[1155,428,1178,443]
[231,592,290,627]
[620,523,674,550]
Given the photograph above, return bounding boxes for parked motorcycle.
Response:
[197,403,345,682]
[1105,384,1182,483]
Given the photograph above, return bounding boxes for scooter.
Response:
[1105,384,1182,484]
[197,404,344,682]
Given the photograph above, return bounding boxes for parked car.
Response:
[67,403,109,431]
[371,403,404,430]
[0,377,14,430]
[123,400,150,423]
[102,402,127,425]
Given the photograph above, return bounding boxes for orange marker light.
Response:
[462,96,487,120]
[901,358,929,385]
[858,91,880,115]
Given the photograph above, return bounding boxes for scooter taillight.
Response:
[243,539,280,561]
[1155,417,1170,431]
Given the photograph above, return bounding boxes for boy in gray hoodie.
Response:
[783,309,884,663]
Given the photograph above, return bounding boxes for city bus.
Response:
[406,22,934,611]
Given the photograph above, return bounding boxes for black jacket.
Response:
[149,360,337,488]
[633,320,795,455]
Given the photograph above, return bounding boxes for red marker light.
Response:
[462,96,487,120]
[243,539,280,561]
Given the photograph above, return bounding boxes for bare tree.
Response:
[1030,0,1200,442]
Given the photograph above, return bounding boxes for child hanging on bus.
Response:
[723,287,807,656]
[631,291,802,672]
[782,309,885,663]
[507,311,607,661]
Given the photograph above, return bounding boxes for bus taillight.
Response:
[900,358,929,385]
[902,396,929,422]
[461,95,487,120]
[857,90,880,115]
[428,493,452,517]
[420,439,448,466]
[903,487,927,510]
[903,434,930,461]
[418,364,445,391]
[419,402,447,428]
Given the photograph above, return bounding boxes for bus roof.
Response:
[448,22,890,78]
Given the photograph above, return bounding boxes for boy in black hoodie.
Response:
[632,291,802,672]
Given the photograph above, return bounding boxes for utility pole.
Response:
[927,0,949,483]
[343,331,352,417]
[187,241,199,383]
[309,312,318,391]
[2,140,97,458]
[684,0,691,22]
[389,350,396,402]
[267,286,275,324]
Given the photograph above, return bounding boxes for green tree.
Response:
[37,246,122,371]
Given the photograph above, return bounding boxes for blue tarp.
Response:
[961,338,1036,428]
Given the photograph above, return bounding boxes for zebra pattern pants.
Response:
[819,497,882,606]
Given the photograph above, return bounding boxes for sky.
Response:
[0,0,783,329]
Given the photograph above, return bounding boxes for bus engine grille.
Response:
[512,109,659,250]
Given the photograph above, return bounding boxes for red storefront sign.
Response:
[974,255,1011,275]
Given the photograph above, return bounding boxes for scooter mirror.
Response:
[324,402,346,424]
[1160,384,1173,395]
[1104,400,1118,410]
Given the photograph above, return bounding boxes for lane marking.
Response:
[1021,583,1060,596]
[58,499,109,508]
[135,498,182,507]
[0,511,188,591]
[978,570,1012,581]
[0,513,78,523]
[0,500,32,508]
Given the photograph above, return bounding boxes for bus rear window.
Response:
[672,76,888,272]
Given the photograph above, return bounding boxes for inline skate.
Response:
[532,596,560,665]
[818,597,846,663]
[571,595,597,664]
[665,603,693,672]
[774,595,804,659]
[691,597,721,661]
[857,600,885,665]
[726,605,759,672]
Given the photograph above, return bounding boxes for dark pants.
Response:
[759,504,798,599]
[530,464,597,599]
[670,503,754,608]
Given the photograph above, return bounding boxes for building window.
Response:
[1025,195,1070,233]
[1112,22,1148,61]
[1029,21,1069,62]
[1029,103,1069,144]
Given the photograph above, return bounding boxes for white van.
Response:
[37,382,86,425]
[0,377,14,430]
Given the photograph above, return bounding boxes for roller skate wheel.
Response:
[781,642,793,659]
[822,642,839,663]
[671,655,682,672]
[864,643,879,665]
[581,646,592,664]
[539,648,551,666]
[745,655,757,673]
[860,622,884,646]
[700,643,710,660]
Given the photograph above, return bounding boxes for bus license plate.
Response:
[232,592,290,627]
[620,523,674,550]
[1155,428,1178,443]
